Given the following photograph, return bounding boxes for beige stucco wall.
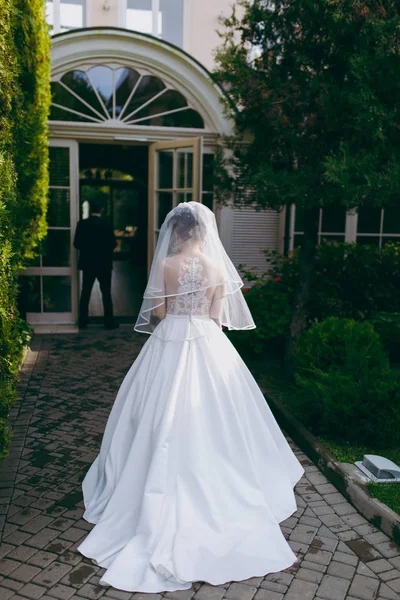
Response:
[185,0,234,71]
[87,0,119,27]
[86,0,236,70]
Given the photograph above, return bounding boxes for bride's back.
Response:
[164,253,221,317]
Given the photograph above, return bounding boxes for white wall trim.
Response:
[48,120,220,145]
[51,29,234,136]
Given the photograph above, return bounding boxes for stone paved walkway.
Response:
[1,329,400,600]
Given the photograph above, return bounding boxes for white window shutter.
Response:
[230,205,280,281]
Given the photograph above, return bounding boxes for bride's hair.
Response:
[167,204,205,254]
[170,205,199,240]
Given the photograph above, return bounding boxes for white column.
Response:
[345,209,358,243]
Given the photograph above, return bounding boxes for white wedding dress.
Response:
[77,254,304,592]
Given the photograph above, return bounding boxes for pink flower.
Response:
[274,276,281,282]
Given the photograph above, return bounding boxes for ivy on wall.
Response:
[0,0,51,460]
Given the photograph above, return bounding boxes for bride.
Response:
[77,201,304,592]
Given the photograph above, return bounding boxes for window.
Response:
[50,63,205,128]
[46,0,85,35]
[126,0,184,47]
[356,206,400,248]
[291,205,347,249]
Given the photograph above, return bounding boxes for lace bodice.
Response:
[167,257,211,317]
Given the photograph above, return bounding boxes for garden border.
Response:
[261,384,400,544]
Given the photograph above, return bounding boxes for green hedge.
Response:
[231,242,400,362]
[0,0,51,461]
[293,318,400,447]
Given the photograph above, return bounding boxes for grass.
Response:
[249,355,400,516]
[320,439,400,515]
[366,484,400,515]
[319,439,400,466]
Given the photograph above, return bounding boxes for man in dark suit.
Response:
[74,194,118,329]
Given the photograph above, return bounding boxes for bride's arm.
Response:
[153,298,166,320]
[153,258,167,320]
[210,283,226,322]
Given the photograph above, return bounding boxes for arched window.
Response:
[50,64,205,128]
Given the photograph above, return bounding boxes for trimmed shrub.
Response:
[0,0,51,460]
[293,318,400,447]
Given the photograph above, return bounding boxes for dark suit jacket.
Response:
[73,216,117,271]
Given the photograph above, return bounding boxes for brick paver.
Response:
[1,328,400,600]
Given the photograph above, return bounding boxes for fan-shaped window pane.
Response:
[158,109,204,128]
[115,68,141,118]
[122,75,166,119]
[50,103,89,122]
[128,90,187,123]
[60,71,108,119]
[51,82,102,122]
[88,66,114,116]
[50,64,205,128]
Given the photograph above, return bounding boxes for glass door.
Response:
[148,137,203,269]
[19,140,79,325]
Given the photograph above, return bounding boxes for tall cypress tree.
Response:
[0,0,51,460]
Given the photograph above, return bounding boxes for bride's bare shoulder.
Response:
[162,255,185,276]
[163,255,179,269]
[165,254,218,270]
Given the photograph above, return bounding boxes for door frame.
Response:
[23,134,222,328]
[147,136,203,269]
[20,139,79,325]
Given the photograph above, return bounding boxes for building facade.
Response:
[20,1,400,330]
